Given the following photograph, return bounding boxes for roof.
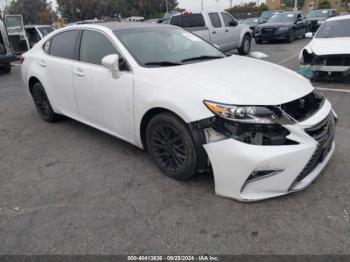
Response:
[327,14,350,21]
[93,21,174,31]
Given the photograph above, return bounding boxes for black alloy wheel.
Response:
[146,113,198,180]
[32,82,59,122]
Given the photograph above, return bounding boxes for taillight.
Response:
[20,55,25,64]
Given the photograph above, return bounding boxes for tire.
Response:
[32,82,60,122]
[238,34,251,55]
[146,112,198,180]
[255,38,262,44]
[287,30,295,43]
[0,63,11,74]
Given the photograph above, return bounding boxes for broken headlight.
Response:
[204,100,294,125]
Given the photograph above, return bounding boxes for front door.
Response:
[73,29,134,142]
[208,12,227,50]
[221,12,241,50]
[4,15,29,54]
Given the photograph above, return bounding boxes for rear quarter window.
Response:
[49,30,80,60]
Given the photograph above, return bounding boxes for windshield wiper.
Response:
[181,55,224,63]
[144,61,182,67]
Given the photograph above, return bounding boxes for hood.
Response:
[309,37,350,55]
[151,56,313,105]
[259,22,293,28]
[307,17,327,22]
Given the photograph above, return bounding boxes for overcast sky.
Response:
[49,0,235,11]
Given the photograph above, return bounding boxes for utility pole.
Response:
[229,0,233,8]
[201,0,204,10]
[294,0,298,11]
[165,0,169,13]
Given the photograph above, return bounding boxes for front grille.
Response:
[314,55,350,66]
[281,91,325,122]
[296,113,336,182]
[261,28,276,35]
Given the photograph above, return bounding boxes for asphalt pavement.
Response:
[0,39,350,255]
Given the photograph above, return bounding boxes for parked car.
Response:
[306,9,337,33]
[299,14,350,78]
[4,15,29,55]
[25,25,55,48]
[240,17,259,37]
[168,11,252,55]
[0,17,17,73]
[21,22,336,202]
[255,12,308,43]
[159,11,179,24]
[258,10,284,24]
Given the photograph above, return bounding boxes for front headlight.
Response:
[204,101,282,124]
[278,27,289,31]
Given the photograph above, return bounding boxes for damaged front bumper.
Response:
[300,52,350,76]
[201,99,336,202]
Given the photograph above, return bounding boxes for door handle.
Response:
[74,69,85,77]
[213,31,216,34]
[39,60,46,68]
[225,29,229,32]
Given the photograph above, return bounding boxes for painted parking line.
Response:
[316,87,350,94]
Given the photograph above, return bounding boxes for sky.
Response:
[49,0,235,12]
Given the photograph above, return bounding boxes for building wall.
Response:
[266,0,282,10]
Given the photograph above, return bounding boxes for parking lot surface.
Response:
[1,39,350,255]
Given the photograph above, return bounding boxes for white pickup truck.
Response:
[167,11,252,55]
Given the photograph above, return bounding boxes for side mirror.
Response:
[305,32,313,38]
[102,54,120,78]
[229,20,238,27]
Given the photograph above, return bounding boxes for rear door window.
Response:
[49,30,80,60]
[170,14,205,28]
[209,13,222,28]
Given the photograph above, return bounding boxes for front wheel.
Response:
[287,30,295,43]
[146,113,198,180]
[238,34,251,55]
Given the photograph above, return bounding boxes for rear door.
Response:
[4,15,29,54]
[207,12,226,50]
[41,29,80,118]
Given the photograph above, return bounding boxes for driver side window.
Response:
[79,30,129,71]
[221,12,235,27]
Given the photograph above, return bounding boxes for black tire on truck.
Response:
[238,34,252,55]
[0,63,11,74]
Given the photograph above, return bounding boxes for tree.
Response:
[6,0,56,24]
[318,0,332,9]
[57,0,179,22]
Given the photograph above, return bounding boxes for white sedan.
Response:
[300,14,350,78]
[21,22,336,201]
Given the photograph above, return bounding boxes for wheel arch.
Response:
[139,107,184,150]
[139,107,209,172]
[28,76,41,95]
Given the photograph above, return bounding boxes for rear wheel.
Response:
[0,63,11,74]
[32,82,60,122]
[238,34,251,55]
[146,113,198,180]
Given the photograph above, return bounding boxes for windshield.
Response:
[244,18,259,25]
[114,28,225,67]
[38,26,54,36]
[260,11,280,20]
[267,13,296,23]
[307,10,330,18]
[316,19,350,38]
